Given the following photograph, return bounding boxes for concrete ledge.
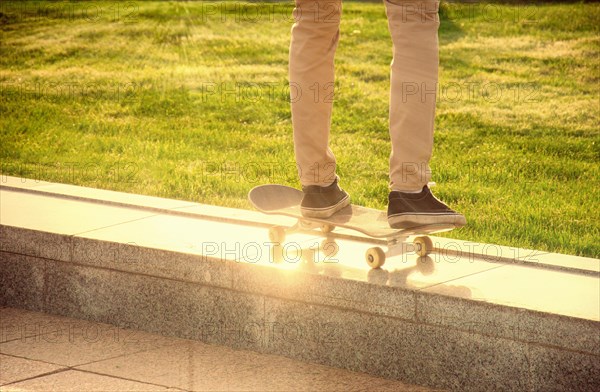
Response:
[3,175,597,275]
[1,176,599,391]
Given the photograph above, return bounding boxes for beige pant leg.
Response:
[385,0,440,191]
[289,0,342,186]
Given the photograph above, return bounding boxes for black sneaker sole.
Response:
[388,212,467,230]
[300,195,351,219]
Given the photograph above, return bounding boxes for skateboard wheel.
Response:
[320,224,335,234]
[365,247,385,269]
[268,226,286,243]
[413,236,433,257]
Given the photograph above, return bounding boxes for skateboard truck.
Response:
[267,220,334,243]
[268,219,434,269]
[365,235,434,269]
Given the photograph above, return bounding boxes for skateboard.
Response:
[248,184,459,269]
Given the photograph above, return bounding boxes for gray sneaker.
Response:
[387,186,466,229]
[301,178,350,219]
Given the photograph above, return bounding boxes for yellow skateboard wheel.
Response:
[413,236,433,257]
[365,247,386,269]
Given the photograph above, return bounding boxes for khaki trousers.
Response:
[290,0,440,191]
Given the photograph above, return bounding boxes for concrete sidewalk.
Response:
[0,307,436,391]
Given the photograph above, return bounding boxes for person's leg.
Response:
[385,0,439,192]
[290,0,349,218]
[384,0,465,228]
[290,0,342,187]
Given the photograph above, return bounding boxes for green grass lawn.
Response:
[1,1,598,257]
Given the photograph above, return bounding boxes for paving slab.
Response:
[1,175,191,211]
[526,251,599,274]
[0,370,171,391]
[26,183,196,211]
[172,203,297,228]
[432,236,598,275]
[422,263,600,322]
[72,212,315,263]
[1,307,83,343]
[0,176,52,189]
[430,236,550,263]
[0,311,178,367]
[76,333,435,392]
[0,189,154,235]
[1,175,289,228]
[0,354,65,386]
[75,339,261,391]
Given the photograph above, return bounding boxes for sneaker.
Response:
[387,186,466,229]
[300,178,350,219]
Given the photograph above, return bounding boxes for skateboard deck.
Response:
[248,184,456,238]
[248,184,459,268]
